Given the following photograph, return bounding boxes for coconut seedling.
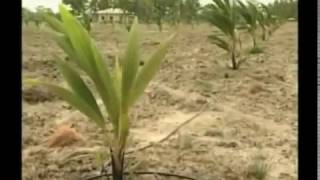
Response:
[256,5,269,41]
[204,0,242,70]
[24,4,175,180]
[260,4,277,36]
[237,0,262,53]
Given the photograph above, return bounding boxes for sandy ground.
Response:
[22,22,297,180]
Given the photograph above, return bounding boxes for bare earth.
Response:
[22,22,297,180]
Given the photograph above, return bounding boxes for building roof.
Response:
[96,8,124,15]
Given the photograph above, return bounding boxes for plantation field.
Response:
[22,22,297,180]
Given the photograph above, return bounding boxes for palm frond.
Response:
[208,34,230,52]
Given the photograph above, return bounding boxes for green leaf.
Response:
[121,17,140,113]
[89,40,120,128]
[24,80,105,128]
[129,34,176,106]
[208,11,235,37]
[59,4,95,76]
[208,34,230,51]
[213,0,230,15]
[42,13,65,33]
[113,56,122,100]
[118,112,129,145]
[51,33,85,68]
[54,56,104,126]
[59,4,120,127]
[237,0,259,30]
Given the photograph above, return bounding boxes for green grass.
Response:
[249,47,264,54]
[246,154,270,180]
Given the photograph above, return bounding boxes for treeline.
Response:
[267,0,297,20]
[22,0,297,31]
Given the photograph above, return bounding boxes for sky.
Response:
[22,0,276,12]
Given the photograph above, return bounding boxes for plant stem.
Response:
[110,148,125,180]
[262,28,267,41]
[251,30,257,48]
[231,36,238,70]
[253,38,257,49]
[231,51,237,70]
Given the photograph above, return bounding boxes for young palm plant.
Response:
[237,0,261,51]
[24,4,175,180]
[260,4,275,36]
[261,4,280,35]
[204,0,241,70]
[256,6,269,41]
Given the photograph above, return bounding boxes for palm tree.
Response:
[153,0,167,32]
[204,0,241,69]
[182,0,201,26]
[237,0,260,49]
[22,7,33,26]
[257,8,268,41]
[261,3,279,35]
[31,5,176,180]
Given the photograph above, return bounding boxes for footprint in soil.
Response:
[215,141,238,148]
[22,86,59,104]
[204,129,224,137]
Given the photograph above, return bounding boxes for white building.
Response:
[93,8,133,24]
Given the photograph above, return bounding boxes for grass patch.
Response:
[249,47,264,54]
[246,153,270,180]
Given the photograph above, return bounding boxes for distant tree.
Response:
[268,0,297,20]
[89,0,99,14]
[36,5,53,14]
[22,6,46,27]
[63,0,88,15]
[78,13,92,31]
[182,0,200,25]
[153,0,167,32]
[97,0,111,10]
[32,6,52,27]
[166,0,183,25]
[63,0,93,31]
[22,7,33,25]
[132,0,153,24]
[112,0,136,29]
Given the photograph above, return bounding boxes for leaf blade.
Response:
[121,17,140,112]
[24,80,105,128]
[208,34,230,51]
[54,56,104,125]
[42,13,65,33]
[129,34,176,106]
